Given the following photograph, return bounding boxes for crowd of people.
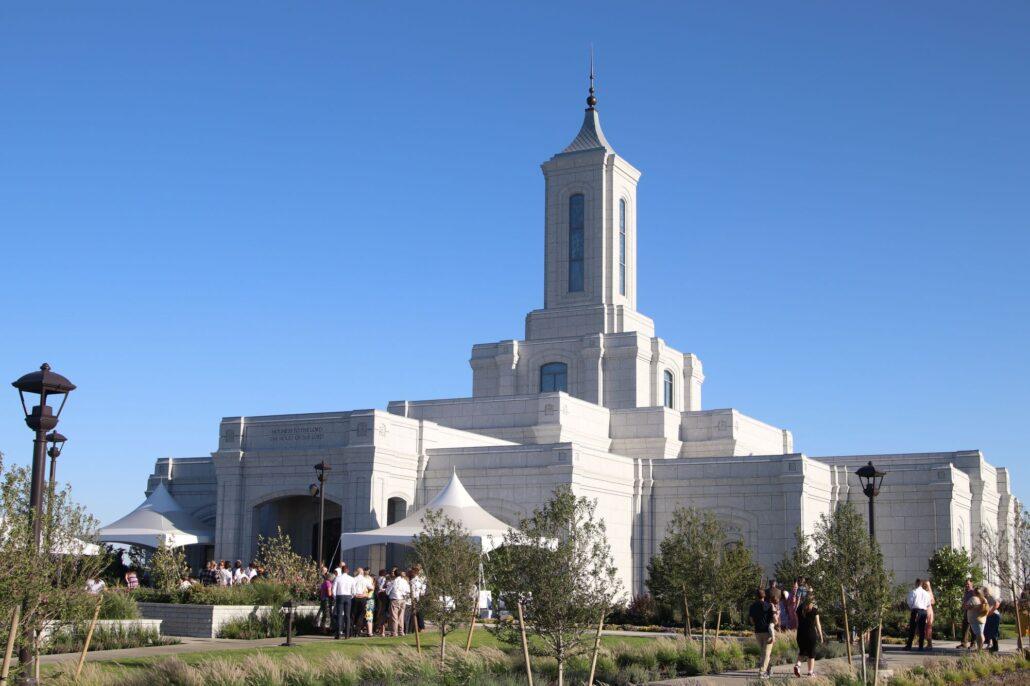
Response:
[903,576,1005,653]
[746,575,1014,679]
[749,577,821,679]
[316,563,426,640]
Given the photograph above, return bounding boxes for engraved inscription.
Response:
[269,425,325,443]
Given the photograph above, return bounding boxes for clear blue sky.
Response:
[1,3,1028,525]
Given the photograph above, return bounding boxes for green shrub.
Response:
[676,640,703,674]
[133,580,311,607]
[98,591,140,619]
[216,608,317,639]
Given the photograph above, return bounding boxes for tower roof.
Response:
[559,54,614,155]
[561,108,613,154]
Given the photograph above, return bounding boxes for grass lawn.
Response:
[44,630,658,677]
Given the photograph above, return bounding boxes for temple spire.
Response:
[587,45,597,110]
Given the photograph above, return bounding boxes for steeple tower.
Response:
[527,64,649,340]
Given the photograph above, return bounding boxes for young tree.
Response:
[254,527,320,600]
[978,524,1001,589]
[411,508,481,664]
[927,546,983,638]
[487,487,621,686]
[810,501,893,667]
[996,508,1029,650]
[775,526,815,586]
[0,453,108,678]
[646,508,724,662]
[149,540,189,591]
[716,540,762,638]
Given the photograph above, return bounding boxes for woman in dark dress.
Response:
[793,593,824,677]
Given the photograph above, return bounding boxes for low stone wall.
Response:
[137,602,317,638]
[42,618,164,640]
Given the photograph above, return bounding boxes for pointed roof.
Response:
[99,481,214,549]
[562,108,613,154]
[559,59,614,155]
[340,471,514,553]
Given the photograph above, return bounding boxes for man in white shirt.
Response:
[389,571,411,637]
[333,564,355,639]
[218,561,233,586]
[408,564,427,634]
[905,578,932,650]
[350,568,375,636]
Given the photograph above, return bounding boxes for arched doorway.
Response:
[386,496,408,569]
[252,495,342,566]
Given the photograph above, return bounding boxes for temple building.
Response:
[116,79,1020,595]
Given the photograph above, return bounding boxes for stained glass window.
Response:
[568,194,584,292]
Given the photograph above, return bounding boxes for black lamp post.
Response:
[855,460,886,662]
[45,431,67,519]
[11,363,75,682]
[11,364,76,550]
[312,461,331,568]
[855,461,886,540]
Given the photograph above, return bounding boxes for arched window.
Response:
[568,194,584,292]
[540,362,568,393]
[663,370,675,409]
[619,199,627,296]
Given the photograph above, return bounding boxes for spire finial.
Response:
[586,45,597,110]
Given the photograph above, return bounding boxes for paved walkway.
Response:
[40,630,1022,683]
[38,634,338,665]
[648,640,1022,685]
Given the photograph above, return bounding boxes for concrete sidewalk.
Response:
[648,640,1021,685]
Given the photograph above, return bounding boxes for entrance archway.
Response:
[252,495,342,566]
[386,496,408,569]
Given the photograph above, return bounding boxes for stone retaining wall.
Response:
[137,602,317,638]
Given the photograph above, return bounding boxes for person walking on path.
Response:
[389,569,411,637]
[963,587,988,651]
[766,581,783,629]
[982,585,1001,653]
[749,588,775,679]
[957,578,976,649]
[792,593,824,678]
[905,578,932,651]
[333,564,355,640]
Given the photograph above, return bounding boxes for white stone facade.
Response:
[142,92,1019,598]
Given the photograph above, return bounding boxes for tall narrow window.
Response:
[540,362,568,393]
[568,194,584,292]
[663,370,675,409]
[619,199,627,296]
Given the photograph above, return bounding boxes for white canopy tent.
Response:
[340,471,514,554]
[99,481,214,549]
